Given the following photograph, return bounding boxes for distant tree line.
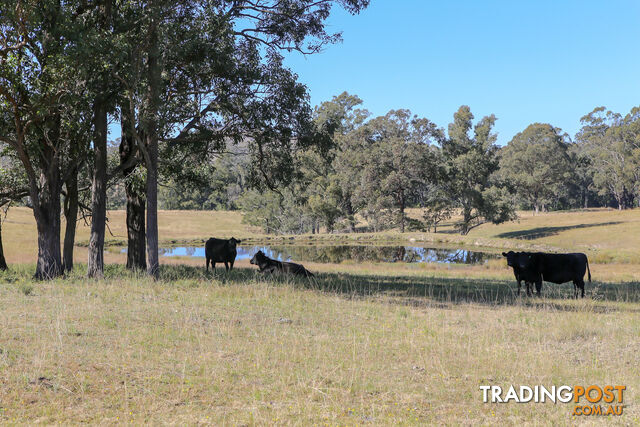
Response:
[168,93,639,235]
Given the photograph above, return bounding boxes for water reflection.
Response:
[139,244,499,265]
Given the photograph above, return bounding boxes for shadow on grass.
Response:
[495,222,622,240]
[3,263,638,312]
[154,264,640,311]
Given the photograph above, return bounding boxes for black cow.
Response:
[250,250,314,277]
[205,237,241,271]
[502,251,541,296]
[504,251,591,298]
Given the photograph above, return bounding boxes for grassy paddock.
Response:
[4,206,640,282]
[1,265,640,424]
[2,208,640,423]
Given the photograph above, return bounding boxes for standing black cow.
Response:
[504,251,591,298]
[250,250,314,277]
[205,237,241,272]
[502,251,541,296]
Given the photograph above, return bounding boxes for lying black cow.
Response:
[503,251,591,298]
[250,250,314,277]
[502,251,541,296]
[205,237,241,271]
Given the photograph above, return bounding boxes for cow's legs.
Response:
[206,257,210,272]
[224,261,229,271]
[535,279,542,296]
[526,282,532,297]
[517,279,521,296]
[212,262,216,271]
[574,279,585,298]
[230,260,235,271]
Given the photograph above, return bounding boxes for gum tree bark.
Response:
[33,149,63,280]
[63,166,79,272]
[87,100,108,278]
[87,0,113,278]
[119,114,146,270]
[142,5,161,279]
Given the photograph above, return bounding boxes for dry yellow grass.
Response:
[5,206,640,281]
[406,207,640,261]
[0,266,638,424]
[1,207,640,424]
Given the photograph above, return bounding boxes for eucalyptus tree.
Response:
[442,106,515,235]
[85,0,119,278]
[0,0,95,278]
[3,0,367,278]
[111,0,369,276]
[241,92,372,235]
[315,92,370,232]
[576,106,640,209]
[422,187,453,233]
[499,123,573,213]
[60,104,93,272]
[352,109,442,232]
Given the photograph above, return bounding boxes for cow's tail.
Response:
[586,257,591,283]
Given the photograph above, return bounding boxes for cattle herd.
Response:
[205,237,592,298]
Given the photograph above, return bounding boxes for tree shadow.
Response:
[153,263,640,312]
[495,222,622,240]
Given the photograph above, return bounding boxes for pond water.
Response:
[130,244,500,265]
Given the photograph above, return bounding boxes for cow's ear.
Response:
[237,240,242,244]
[502,252,507,256]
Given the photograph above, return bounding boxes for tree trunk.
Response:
[126,187,146,270]
[399,194,405,233]
[614,190,624,210]
[63,166,79,272]
[146,160,159,278]
[120,116,147,271]
[88,100,108,278]
[624,191,634,210]
[144,8,161,278]
[11,123,63,279]
[0,219,7,271]
[346,200,356,233]
[583,190,589,209]
[34,212,62,280]
[33,163,63,280]
[460,207,471,235]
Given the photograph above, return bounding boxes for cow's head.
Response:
[250,250,265,265]
[503,251,534,270]
[229,237,241,249]
[502,251,517,267]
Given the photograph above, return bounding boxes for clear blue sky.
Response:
[283,0,640,145]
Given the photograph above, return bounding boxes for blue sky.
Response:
[283,0,640,145]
